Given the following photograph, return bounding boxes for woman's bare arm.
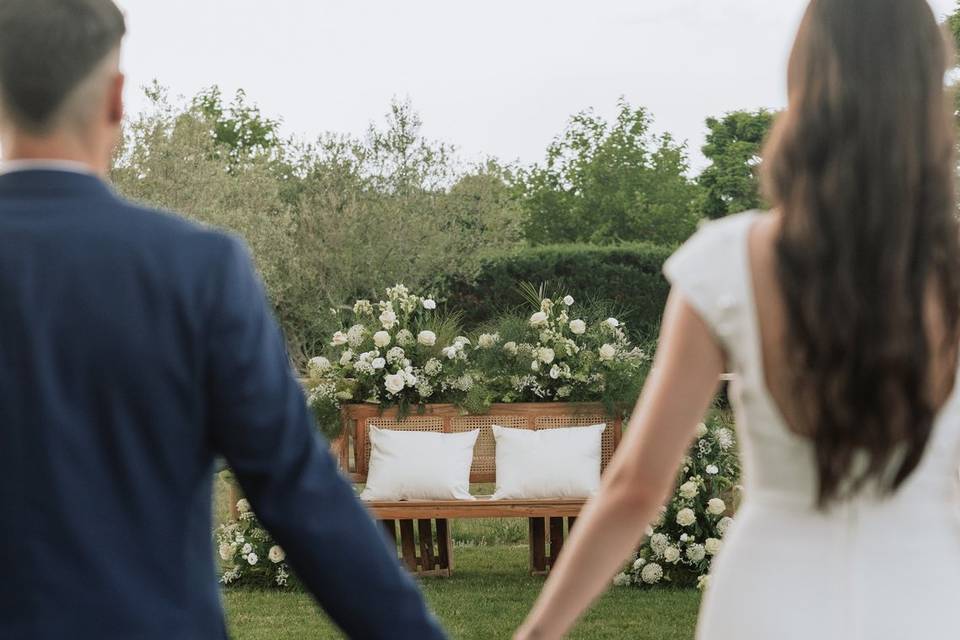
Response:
[515,291,725,640]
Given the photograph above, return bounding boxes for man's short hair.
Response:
[0,0,125,133]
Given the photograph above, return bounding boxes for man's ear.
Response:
[107,72,124,126]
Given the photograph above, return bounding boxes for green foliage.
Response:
[948,2,960,55]
[515,99,701,246]
[112,87,523,363]
[439,243,674,342]
[697,110,775,219]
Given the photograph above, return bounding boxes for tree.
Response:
[697,110,774,219]
[515,99,700,246]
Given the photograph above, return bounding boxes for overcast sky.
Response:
[114,1,957,172]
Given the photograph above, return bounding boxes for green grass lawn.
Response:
[222,545,701,639]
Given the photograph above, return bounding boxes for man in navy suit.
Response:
[0,1,446,638]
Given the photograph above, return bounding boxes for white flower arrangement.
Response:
[615,414,740,590]
[215,500,294,589]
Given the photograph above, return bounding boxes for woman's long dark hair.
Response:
[762,0,960,507]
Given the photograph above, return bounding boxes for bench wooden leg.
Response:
[436,518,453,574]
[548,517,564,568]
[387,518,453,577]
[398,519,418,572]
[417,519,436,572]
[528,517,548,575]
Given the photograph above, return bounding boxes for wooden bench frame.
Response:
[339,402,623,576]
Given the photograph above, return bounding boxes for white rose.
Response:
[339,350,353,366]
[679,481,699,499]
[705,538,722,555]
[679,533,689,543]
[242,543,253,555]
[373,331,392,348]
[530,311,548,328]
[478,333,499,349]
[531,360,540,372]
[384,372,406,395]
[605,317,620,329]
[663,546,681,564]
[676,508,697,527]
[707,498,726,516]
[247,552,258,566]
[706,464,719,475]
[422,299,437,310]
[641,562,663,585]
[538,348,555,364]
[268,545,286,564]
[717,516,734,536]
[442,346,458,360]
[417,330,437,347]
[331,331,348,346]
[503,341,518,355]
[613,572,631,587]
[632,557,646,571]
[687,544,706,562]
[696,422,709,438]
[563,295,575,306]
[379,310,397,329]
[569,319,587,335]
[549,365,561,380]
[218,543,233,560]
[236,499,251,514]
[371,357,386,370]
[599,344,617,361]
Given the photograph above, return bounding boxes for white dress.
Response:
[663,211,960,640]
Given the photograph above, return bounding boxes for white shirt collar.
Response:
[0,159,96,176]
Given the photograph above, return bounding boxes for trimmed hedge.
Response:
[438,242,674,341]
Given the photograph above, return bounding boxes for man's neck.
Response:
[1,132,106,177]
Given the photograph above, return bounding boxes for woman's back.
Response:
[665,210,960,639]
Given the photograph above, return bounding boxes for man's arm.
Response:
[204,235,445,639]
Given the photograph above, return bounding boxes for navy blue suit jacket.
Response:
[0,170,445,639]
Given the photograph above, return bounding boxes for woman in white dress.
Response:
[515,1,960,638]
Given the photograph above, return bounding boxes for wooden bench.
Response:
[337,402,623,576]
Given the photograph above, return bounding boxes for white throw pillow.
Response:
[492,424,606,500]
[359,427,479,501]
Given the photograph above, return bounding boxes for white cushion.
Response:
[491,424,606,500]
[359,427,479,501]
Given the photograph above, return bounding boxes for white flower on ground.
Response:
[707,498,726,516]
[538,347,555,364]
[379,310,397,330]
[716,427,735,450]
[599,344,616,361]
[549,365,561,380]
[641,562,664,584]
[218,543,233,561]
[569,319,587,335]
[650,533,669,556]
[236,499,251,514]
[478,333,499,349]
[373,331,391,348]
[503,341,518,355]
[563,295,575,306]
[679,481,699,499]
[395,329,415,347]
[353,299,373,316]
[308,356,331,375]
[676,508,697,527]
[605,317,620,329]
[706,464,719,475]
[557,386,572,398]
[531,360,540,372]
[696,422,709,438]
[268,545,285,564]
[705,538,722,555]
[697,575,710,591]
[402,370,418,388]
[716,516,733,536]
[247,553,259,566]
[687,544,706,562]
[417,330,437,347]
[530,311,548,328]
[663,546,681,564]
[331,331,348,347]
[422,298,437,310]
[384,373,406,395]
[632,557,646,571]
[454,336,471,348]
[371,358,386,370]
[424,358,442,376]
[386,347,405,364]
[613,572,631,587]
[347,325,367,348]
[442,346,458,360]
[417,382,434,398]
[339,350,354,366]
[241,543,252,555]
[679,533,689,543]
